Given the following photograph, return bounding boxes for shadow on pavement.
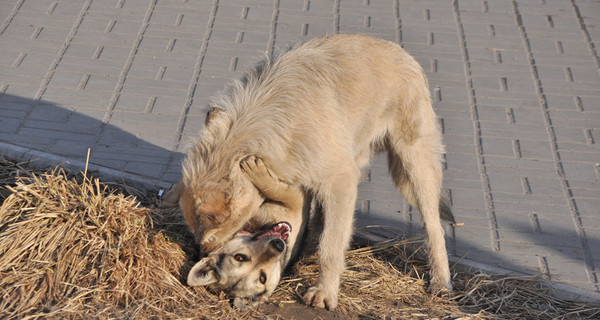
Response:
[0,93,187,191]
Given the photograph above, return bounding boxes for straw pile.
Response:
[0,161,231,319]
[1,157,599,319]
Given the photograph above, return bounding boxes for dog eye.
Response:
[234,254,249,262]
[259,271,267,284]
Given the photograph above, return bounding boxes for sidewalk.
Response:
[1,0,599,301]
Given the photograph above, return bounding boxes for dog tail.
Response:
[439,197,456,224]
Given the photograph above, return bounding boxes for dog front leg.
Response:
[303,176,358,310]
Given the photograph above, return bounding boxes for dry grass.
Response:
[0,161,230,319]
[1,157,599,319]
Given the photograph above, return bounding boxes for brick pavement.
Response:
[0,0,599,301]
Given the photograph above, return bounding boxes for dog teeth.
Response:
[275,222,291,232]
[256,222,291,240]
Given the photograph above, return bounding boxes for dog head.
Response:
[187,222,292,310]
[163,162,265,254]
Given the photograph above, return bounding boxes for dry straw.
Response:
[1,157,598,319]
[0,162,227,319]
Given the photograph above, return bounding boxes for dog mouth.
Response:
[258,222,291,241]
[239,222,291,242]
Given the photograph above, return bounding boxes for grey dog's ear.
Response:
[187,257,218,286]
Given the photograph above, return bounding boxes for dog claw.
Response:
[303,286,338,310]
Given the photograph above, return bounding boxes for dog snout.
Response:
[269,238,285,252]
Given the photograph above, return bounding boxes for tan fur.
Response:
[172,34,453,309]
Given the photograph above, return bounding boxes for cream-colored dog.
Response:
[165,34,454,309]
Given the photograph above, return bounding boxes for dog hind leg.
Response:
[386,104,452,293]
[388,142,452,292]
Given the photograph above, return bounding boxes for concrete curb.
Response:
[0,141,172,193]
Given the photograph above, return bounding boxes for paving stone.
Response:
[18,126,97,144]
[1,0,599,300]
[0,117,21,133]
[124,160,166,177]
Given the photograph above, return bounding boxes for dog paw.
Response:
[200,228,223,253]
[233,296,259,311]
[240,156,276,189]
[427,279,453,295]
[303,286,338,310]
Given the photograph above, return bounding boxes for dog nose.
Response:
[269,238,285,252]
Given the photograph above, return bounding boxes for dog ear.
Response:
[205,106,223,126]
[160,180,183,208]
[187,257,219,286]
